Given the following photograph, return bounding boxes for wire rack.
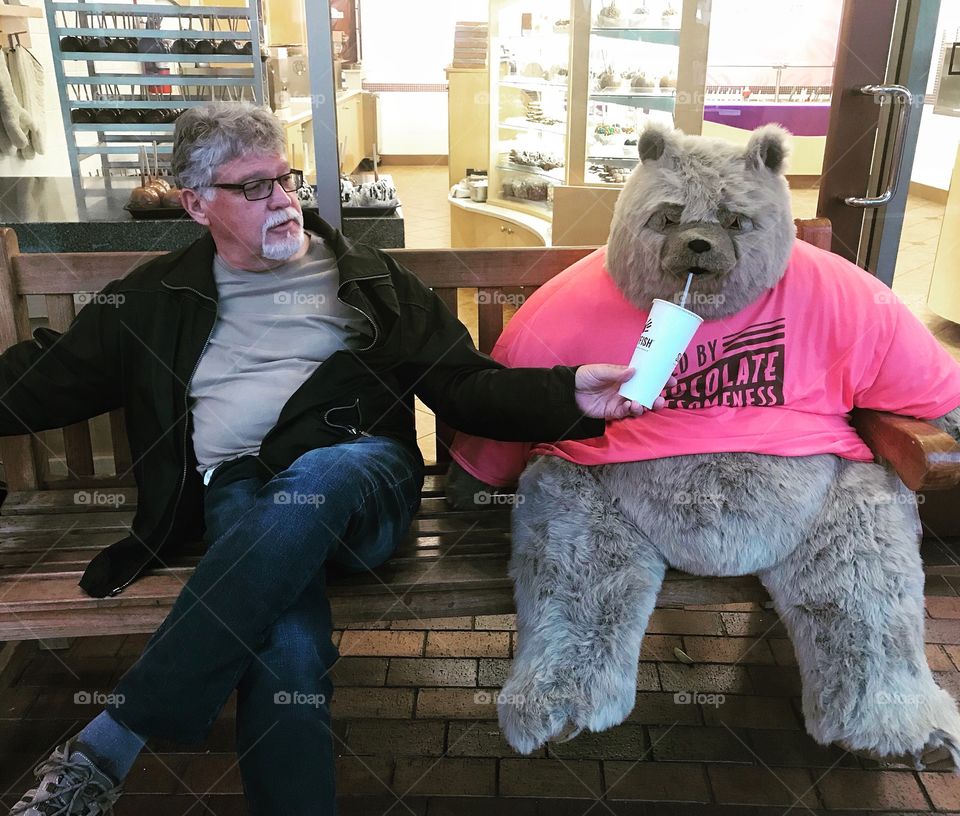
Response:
[47,1,266,182]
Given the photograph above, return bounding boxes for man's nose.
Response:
[268,178,294,207]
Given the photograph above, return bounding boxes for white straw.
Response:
[679,272,694,309]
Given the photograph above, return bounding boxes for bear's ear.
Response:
[638,123,675,163]
[745,124,790,174]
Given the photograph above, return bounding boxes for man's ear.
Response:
[180,188,211,226]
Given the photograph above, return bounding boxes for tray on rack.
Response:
[341,204,400,217]
[302,204,401,217]
[123,204,190,220]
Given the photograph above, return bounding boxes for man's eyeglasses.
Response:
[210,169,304,201]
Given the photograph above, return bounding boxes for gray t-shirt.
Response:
[190,236,372,476]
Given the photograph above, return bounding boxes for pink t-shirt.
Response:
[451,240,960,487]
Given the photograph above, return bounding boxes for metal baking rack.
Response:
[47,1,265,187]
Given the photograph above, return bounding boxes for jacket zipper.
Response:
[337,272,386,352]
[108,280,219,596]
[324,398,372,438]
[325,271,388,437]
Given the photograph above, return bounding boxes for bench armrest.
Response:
[851,408,960,492]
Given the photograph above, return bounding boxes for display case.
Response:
[483,0,708,229]
[488,1,573,218]
[46,2,265,184]
[581,0,685,185]
[450,0,708,246]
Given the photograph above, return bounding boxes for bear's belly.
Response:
[594,453,839,576]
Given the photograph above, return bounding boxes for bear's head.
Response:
[606,123,795,320]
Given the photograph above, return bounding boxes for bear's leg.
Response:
[498,456,667,754]
[758,460,960,771]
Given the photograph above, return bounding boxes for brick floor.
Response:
[2,600,960,812]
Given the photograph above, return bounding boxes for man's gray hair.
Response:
[171,101,286,191]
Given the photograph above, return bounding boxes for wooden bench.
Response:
[0,220,958,642]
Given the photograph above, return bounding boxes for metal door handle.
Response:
[844,84,913,208]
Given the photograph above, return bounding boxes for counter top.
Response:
[448,195,552,245]
[0,177,404,252]
[274,90,364,127]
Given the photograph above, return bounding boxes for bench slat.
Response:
[45,295,96,480]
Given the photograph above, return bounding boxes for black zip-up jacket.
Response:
[0,212,605,598]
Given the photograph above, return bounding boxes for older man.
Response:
[9,102,660,815]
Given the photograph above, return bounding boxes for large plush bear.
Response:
[447,123,960,769]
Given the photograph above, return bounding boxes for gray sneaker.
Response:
[9,738,123,816]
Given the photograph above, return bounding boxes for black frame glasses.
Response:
[210,169,304,201]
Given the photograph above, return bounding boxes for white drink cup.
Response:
[619,298,703,408]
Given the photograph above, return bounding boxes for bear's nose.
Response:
[688,238,711,254]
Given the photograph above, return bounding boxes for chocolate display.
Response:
[508,148,564,171]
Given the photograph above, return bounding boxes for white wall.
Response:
[361,0,488,155]
[376,93,449,154]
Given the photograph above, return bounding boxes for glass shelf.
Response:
[585,154,638,166]
[588,91,676,112]
[497,161,565,180]
[499,77,569,92]
[591,27,680,45]
[499,117,567,136]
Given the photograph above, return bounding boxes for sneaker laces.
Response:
[11,753,123,816]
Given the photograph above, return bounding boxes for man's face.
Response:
[183,152,306,268]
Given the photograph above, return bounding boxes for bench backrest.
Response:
[0,219,832,493]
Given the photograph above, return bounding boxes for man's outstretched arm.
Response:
[0,280,125,436]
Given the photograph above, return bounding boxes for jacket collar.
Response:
[160,210,391,299]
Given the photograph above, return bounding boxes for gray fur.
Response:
[496,454,960,768]
[930,406,960,443]
[451,125,960,767]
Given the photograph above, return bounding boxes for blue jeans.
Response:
[107,436,423,815]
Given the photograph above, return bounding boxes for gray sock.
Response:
[73,710,147,783]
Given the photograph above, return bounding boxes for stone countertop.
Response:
[0,177,404,252]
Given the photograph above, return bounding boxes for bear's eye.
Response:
[724,213,754,233]
[646,208,682,231]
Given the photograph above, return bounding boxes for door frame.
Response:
[817,0,941,285]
